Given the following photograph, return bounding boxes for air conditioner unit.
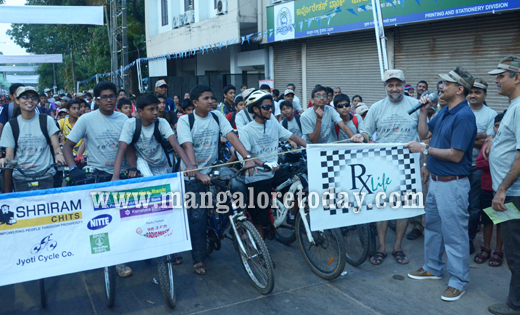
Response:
[216,0,227,15]
[179,14,185,26]
[184,10,195,24]
[173,15,180,28]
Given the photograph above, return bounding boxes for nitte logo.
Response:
[87,214,112,230]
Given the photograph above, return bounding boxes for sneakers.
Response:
[407,268,442,280]
[441,286,465,301]
[488,303,520,315]
[116,264,133,277]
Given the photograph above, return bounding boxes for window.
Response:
[184,0,194,10]
[161,0,168,26]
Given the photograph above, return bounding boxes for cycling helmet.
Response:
[245,90,273,114]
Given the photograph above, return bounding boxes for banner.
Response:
[0,66,37,72]
[5,75,39,84]
[266,0,519,42]
[307,143,424,231]
[0,173,191,287]
[0,6,104,25]
[0,54,63,64]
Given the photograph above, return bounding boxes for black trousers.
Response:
[184,180,208,264]
[500,196,520,310]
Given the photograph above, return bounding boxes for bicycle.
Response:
[203,166,275,295]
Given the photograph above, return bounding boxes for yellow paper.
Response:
[483,203,520,225]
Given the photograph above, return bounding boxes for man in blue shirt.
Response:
[405,67,476,302]
[155,80,175,111]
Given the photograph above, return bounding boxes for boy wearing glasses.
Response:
[331,94,363,141]
[300,85,355,144]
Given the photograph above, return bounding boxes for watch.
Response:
[245,154,252,159]
[422,145,429,155]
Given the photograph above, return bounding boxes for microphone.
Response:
[407,92,438,115]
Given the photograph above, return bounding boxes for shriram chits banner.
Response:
[266,0,518,42]
[0,173,190,287]
[307,143,424,231]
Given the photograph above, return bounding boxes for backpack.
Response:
[10,114,54,157]
[131,118,173,167]
[230,111,238,129]
[335,114,359,138]
[282,115,302,134]
[244,110,253,123]
[188,112,224,161]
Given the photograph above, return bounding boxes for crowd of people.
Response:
[0,55,519,314]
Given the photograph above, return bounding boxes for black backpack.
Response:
[10,114,54,157]
[188,112,224,161]
[282,115,302,133]
[131,118,173,167]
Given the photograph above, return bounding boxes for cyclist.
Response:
[239,90,307,239]
[0,86,65,191]
[176,84,255,275]
[112,94,195,178]
[63,81,138,278]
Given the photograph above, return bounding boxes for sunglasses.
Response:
[20,95,39,101]
[336,103,350,109]
[259,104,272,111]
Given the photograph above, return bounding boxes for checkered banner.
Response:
[307,143,424,231]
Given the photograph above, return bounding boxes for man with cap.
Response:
[405,66,476,302]
[355,103,369,120]
[351,69,420,266]
[286,83,303,114]
[44,88,55,103]
[155,80,175,111]
[485,56,520,315]
[467,77,497,258]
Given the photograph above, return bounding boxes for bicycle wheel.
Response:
[295,208,346,280]
[367,223,378,258]
[157,255,176,309]
[39,279,46,308]
[234,220,275,295]
[341,224,370,266]
[272,203,296,245]
[104,266,116,308]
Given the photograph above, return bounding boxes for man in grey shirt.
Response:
[351,69,421,266]
[286,83,303,113]
[467,77,497,255]
[486,56,520,315]
[300,85,354,144]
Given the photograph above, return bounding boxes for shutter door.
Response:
[394,11,520,113]
[273,41,302,100]
[305,31,383,107]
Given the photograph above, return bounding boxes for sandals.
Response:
[193,262,207,275]
[172,253,183,265]
[392,251,409,265]
[474,247,491,264]
[489,251,503,267]
[370,252,387,265]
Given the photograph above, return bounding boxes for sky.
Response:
[0,0,29,56]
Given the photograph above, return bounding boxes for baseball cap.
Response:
[155,80,168,88]
[473,77,488,90]
[53,94,59,98]
[44,88,51,93]
[284,89,295,96]
[61,96,70,102]
[356,103,369,115]
[58,108,67,113]
[438,67,474,90]
[16,86,38,98]
[488,56,520,75]
[383,69,405,82]
[76,92,84,98]
[404,84,413,90]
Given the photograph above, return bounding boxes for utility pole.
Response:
[121,0,128,90]
[110,0,118,85]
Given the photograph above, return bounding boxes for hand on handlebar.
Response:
[195,171,212,185]
[184,165,197,177]
[55,155,66,165]
[127,167,141,178]
[243,160,257,176]
[0,158,7,168]
[74,154,84,163]
[69,167,87,182]
[263,161,279,172]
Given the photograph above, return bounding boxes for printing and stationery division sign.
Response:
[307,143,424,231]
[266,0,518,42]
[0,173,190,287]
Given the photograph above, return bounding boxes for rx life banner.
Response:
[266,0,518,42]
[0,173,190,287]
[307,143,424,231]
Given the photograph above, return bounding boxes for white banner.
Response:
[0,6,103,25]
[307,143,424,231]
[6,75,39,84]
[0,66,37,72]
[274,2,295,42]
[0,54,63,64]
[0,173,191,287]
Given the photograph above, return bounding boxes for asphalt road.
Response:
[0,225,510,315]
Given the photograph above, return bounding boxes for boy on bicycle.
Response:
[112,94,195,178]
[176,84,255,275]
[239,90,307,239]
[0,86,65,191]
[63,81,138,278]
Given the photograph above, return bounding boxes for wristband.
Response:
[69,165,77,171]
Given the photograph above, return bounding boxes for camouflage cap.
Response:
[438,66,474,90]
[473,77,488,90]
[488,56,520,75]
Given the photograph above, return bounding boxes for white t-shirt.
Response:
[471,105,497,165]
